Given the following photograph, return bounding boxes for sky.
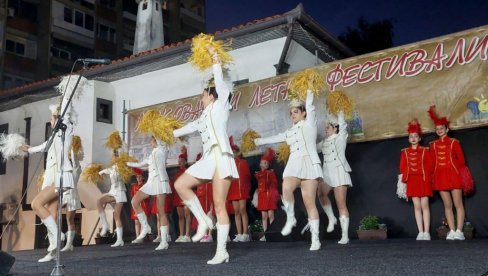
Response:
[206,0,488,47]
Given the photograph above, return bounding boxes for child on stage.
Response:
[399,119,433,240]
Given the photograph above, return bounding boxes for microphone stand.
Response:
[49,62,86,276]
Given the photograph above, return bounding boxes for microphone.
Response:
[78,58,111,65]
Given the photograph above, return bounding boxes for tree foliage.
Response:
[339,17,394,55]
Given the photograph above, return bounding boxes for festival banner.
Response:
[128,26,488,162]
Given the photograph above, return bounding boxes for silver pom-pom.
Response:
[396,174,408,201]
[288,99,304,108]
[0,133,27,160]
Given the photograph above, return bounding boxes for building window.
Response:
[8,0,38,22]
[99,0,116,9]
[63,6,94,31]
[96,98,113,124]
[0,124,7,175]
[51,47,72,61]
[97,24,116,43]
[3,74,31,89]
[6,39,25,56]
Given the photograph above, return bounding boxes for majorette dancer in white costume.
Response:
[60,135,83,252]
[316,111,353,244]
[127,136,172,250]
[20,76,86,262]
[255,89,324,251]
[97,150,128,248]
[173,46,239,264]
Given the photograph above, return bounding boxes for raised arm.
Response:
[337,111,348,136]
[255,132,286,146]
[305,90,316,127]
[173,120,198,138]
[127,159,149,168]
[27,141,48,154]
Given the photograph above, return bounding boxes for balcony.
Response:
[180,7,204,23]
[4,52,37,73]
[6,17,37,35]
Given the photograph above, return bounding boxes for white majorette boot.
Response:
[281,201,297,236]
[111,227,124,247]
[43,216,59,252]
[338,216,350,244]
[99,211,110,237]
[132,212,151,243]
[155,226,169,250]
[61,230,75,252]
[207,224,230,265]
[309,219,321,251]
[184,196,214,242]
[38,250,56,263]
[322,203,337,233]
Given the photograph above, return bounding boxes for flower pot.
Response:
[250,231,264,241]
[356,229,387,240]
[436,227,475,239]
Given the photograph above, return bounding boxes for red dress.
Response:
[255,169,280,211]
[196,182,213,213]
[130,183,150,220]
[429,137,465,191]
[227,158,251,201]
[399,146,433,197]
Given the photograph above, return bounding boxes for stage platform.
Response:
[8,238,488,275]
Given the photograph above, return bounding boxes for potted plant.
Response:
[437,218,475,239]
[94,228,116,244]
[73,232,84,246]
[356,215,387,240]
[248,220,264,241]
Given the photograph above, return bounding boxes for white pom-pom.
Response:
[251,190,258,208]
[396,174,408,201]
[0,133,27,160]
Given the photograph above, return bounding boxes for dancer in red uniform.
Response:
[130,168,151,238]
[254,148,279,241]
[399,119,433,240]
[428,105,467,240]
[227,137,251,242]
[173,147,192,242]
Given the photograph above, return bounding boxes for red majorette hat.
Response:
[428,105,449,127]
[261,148,275,163]
[195,152,202,161]
[407,118,422,136]
[133,168,143,176]
[229,136,239,151]
[178,145,188,161]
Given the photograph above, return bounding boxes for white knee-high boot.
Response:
[309,219,321,251]
[99,211,110,237]
[338,216,349,244]
[155,226,169,250]
[38,250,56,263]
[132,212,151,242]
[61,230,75,252]
[281,201,297,236]
[111,228,124,247]
[184,196,214,242]
[43,216,59,252]
[207,223,230,265]
[322,204,337,233]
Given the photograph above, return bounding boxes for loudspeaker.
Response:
[0,250,15,276]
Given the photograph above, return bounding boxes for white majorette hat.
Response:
[49,104,59,115]
[288,99,304,108]
[54,74,88,124]
[325,112,338,125]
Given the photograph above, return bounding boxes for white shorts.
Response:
[323,163,352,188]
[186,146,239,180]
[62,188,81,211]
[283,156,323,180]
[104,190,127,203]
